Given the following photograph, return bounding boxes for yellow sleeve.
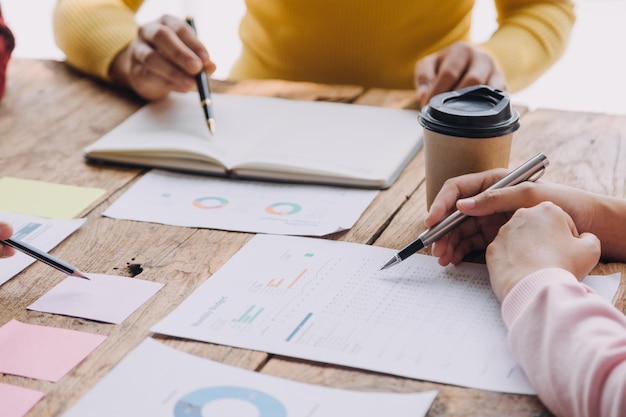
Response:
[479,0,576,92]
[53,0,144,80]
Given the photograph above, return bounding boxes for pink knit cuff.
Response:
[501,268,578,329]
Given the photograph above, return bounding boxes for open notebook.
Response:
[84,93,422,189]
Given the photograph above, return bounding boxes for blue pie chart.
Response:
[173,386,287,417]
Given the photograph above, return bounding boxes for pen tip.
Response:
[73,270,90,280]
[380,256,400,270]
[207,119,216,135]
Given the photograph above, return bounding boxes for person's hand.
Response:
[486,202,600,302]
[424,169,596,266]
[0,222,14,258]
[109,15,216,101]
[414,41,507,108]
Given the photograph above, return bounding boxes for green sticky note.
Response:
[0,177,106,219]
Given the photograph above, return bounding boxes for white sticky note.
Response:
[28,274,164,324]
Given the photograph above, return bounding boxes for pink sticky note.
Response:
[0,383,45,417]
[0,320,106,382]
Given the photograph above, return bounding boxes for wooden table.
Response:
[1,59,625,417]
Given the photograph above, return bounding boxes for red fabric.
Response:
[0,6,15,99]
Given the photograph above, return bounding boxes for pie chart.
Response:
[173,386,287,417]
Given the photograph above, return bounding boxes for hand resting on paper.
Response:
[424,168,626,417]
[484,202,599,302]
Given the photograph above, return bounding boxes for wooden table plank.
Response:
[510,109,626,197]
[0,60,143,188]
[212,78,364,102]
[2,58,624,417]
[0,59,405,417]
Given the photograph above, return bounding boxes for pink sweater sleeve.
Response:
[501,268,626,417]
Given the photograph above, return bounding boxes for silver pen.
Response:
[380,152,549,270]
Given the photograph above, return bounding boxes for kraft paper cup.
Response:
[419,85,520,209]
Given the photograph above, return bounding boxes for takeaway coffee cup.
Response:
[419,85,520,209]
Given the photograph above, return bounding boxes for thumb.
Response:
[566,232,601,280]
[0,222,12,240]
[414,55,436,106]
[577,231,601,264]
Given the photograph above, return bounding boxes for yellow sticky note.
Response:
[0,177,106,219]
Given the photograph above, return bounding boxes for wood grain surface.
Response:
[1,59,624,417]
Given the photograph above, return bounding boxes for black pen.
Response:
[380,152,550,270]
[185,16,216,135]
[2,237,89,279]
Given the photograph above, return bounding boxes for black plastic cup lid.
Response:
[418,85,520,138]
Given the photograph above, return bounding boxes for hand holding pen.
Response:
[108,15,216,102]
[381,153,549,269]
[0,222,14,258]
[0,222,88,279]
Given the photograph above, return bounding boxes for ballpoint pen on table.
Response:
[1,237,90,279]
[380,152,549,270]
[185,16,216,135]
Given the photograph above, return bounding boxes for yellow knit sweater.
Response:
[53,0,575,91]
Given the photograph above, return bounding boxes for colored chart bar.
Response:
[13,223,41,240]
[233,305,264,324]
[287,269,308,289]
[286,313,313,342]
[266,279,285,288]
[234,305,256,323]
[247,308,264,323]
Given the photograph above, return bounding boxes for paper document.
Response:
[28,273,164,324]
[104,170,378,236]
[0,211,85,286]
[152,234,620,394]
[85,92,422,189]
[0,320,106,382]
[62,338,438,417]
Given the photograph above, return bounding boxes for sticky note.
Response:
[0,320,106,382]
[0,383,45,417]
[28,274,164,324]
[0,177,106,219]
